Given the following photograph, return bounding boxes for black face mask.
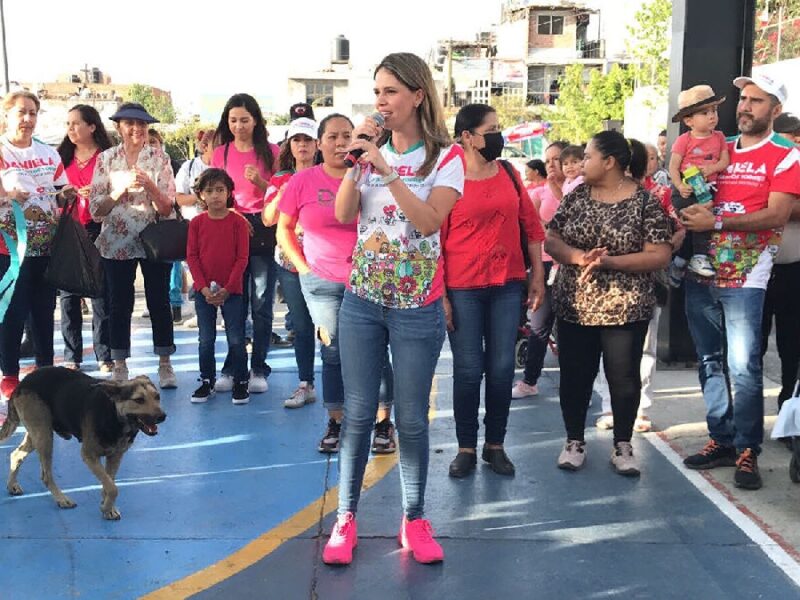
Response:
[477,132,504,162]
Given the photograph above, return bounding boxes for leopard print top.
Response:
[549,183,672,326]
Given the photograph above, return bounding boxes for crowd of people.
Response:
[0,52,798,565]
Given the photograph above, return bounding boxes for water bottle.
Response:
[209,281,220,294]
[681,165,713,204]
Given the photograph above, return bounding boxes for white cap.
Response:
[733,73,788,104]
[287,117,318,140]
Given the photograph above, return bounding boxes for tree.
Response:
[754,0,800,64]
[542,64,634,143]
[161,121,213,161]
[626,0,671,90]
[125,83,177,124]
[492,94,538,129]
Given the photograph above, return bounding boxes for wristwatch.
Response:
[714,215,724,231]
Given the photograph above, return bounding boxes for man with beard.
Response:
[680,74,800,491]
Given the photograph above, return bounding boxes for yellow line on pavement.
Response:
[141,378,441,600]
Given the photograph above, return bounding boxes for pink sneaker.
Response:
[322,512,357,565]
[398,516,444,563]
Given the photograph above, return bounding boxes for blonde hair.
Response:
[2,90,40,113]
[374,53,452,178]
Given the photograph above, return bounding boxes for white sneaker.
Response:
[158,364,178,389]
[688,255,715,278]
[183,314,198,328]
[249,371,268,394]
[611,441,640,477]
[557,440,587,471]
[140,308,150,319]
[214,374,234,393]
[284,382,316,408]
[511,380,538,399]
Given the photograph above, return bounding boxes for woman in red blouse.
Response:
[442,104,545,478]
[56,105,113,372]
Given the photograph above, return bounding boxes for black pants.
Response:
[0,255,56,376]
[672,187,712,259]
[102,258,175,360]
[557,318,649,443]
[761,261,800,407]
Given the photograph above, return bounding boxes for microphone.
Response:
[344,112,385,168]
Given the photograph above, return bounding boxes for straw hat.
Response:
[671,85,726,123]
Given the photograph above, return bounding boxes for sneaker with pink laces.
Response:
[511,380,538,399]
[398,516,444,563]
[322,512,358,565]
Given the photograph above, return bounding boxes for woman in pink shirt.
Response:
[278,114,394,455]
[56,104,113,373]
[512,140,567,399]
[211,93,280,396]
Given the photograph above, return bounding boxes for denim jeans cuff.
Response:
[111,349,131,360]
[324,401,345,412]
[154,345,176,357]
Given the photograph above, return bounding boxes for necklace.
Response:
[591,177,627,203]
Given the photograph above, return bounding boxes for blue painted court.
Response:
[1,324,799,599]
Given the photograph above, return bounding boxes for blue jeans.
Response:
[60,290,111,365]
[223,255,277,377]
[276,266,315,383]
[338,292,445,520]
[300,272,393,410]
[195,293,247,383]
[684,280,765,452]
[169,262,184,308]
[448,281,523,448]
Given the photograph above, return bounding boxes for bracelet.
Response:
[381,171,399,186]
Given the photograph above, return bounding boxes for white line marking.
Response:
[645,433,800,586]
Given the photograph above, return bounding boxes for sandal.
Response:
[633,415,652,433]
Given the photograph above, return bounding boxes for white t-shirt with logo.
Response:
[0,137,67,256]
[352,141,465,309]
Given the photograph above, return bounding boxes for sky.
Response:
[4,0,502,116]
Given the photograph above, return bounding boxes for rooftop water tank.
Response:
[332,35,350,64]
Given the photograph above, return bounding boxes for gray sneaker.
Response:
[284,382,315,408]
[557,440,587,471]
[112,364,129,382]
[158,364,178,389]
[611,441,640,477]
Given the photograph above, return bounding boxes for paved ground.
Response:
[1,294,799,599]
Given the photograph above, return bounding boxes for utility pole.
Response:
[0,0,9,92]
[446,39,454,108]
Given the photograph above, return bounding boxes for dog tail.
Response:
[0,399,19,441]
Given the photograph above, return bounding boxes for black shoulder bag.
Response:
[224,143,276,256]
[140,204,189,262]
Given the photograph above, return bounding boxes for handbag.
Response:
[45,200,105,298]
[224,143,276,256]
[498,159,532,269]
[139,205,189,262]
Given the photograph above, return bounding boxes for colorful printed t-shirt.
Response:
[672,130,726,183]
[352,142,465,309]
[211,143,280,214]
[701,133,800,289]
[0,137,67,256]
[279,165,355,283]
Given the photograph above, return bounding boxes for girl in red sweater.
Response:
[186,169,250,404]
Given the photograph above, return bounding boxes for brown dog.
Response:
[0,367,166,520]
